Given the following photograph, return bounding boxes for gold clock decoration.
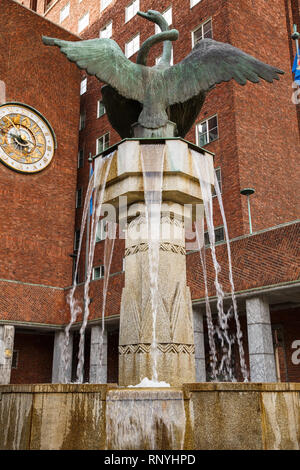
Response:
[0,103,56,173]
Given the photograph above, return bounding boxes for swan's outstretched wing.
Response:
[163,38,284,105]
[42,36,145,102]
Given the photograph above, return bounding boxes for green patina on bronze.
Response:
[42,10,284,139]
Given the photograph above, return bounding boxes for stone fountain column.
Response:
[95,138,214,386]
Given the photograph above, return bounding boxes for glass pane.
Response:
[209,127,218,143]
[215,227,224,243]
[97,138,104,153]
[104,133,110,148]
[98,100,105,117]
[193,27,203,44]
[199,133,208,146]
[198,121,207,146]
[208,116,217,130]
[204,232,209,245]
[203,20,213,38]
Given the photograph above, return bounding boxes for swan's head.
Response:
[137,10,164,24]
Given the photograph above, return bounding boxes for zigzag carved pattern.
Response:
[119,343,195,355]
[125,242,186,257]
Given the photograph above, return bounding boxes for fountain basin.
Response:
[0,382,299,450]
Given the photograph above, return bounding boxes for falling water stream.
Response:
[192,150,248,381]
[63,152,114,383]
[140,145,165,383]
[76,152,114,383]
[105,389,186,450]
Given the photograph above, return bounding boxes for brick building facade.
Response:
[1,0,300,384]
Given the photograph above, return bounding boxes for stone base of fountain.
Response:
[0,383,299,450]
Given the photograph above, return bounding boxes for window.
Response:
[93,265,105,279]
[30,0,38,11]
[76,188,82,208]
[192,19,213,46]
[80,78,87,95]
[204,226,224,246]
[12,351,18,369]
[97,100,106,118]
[125,34,140,58]
[156,47,173,66]
[96,133,110,154]
[101,0,112,11]
[100,21,112,39]
[190,0,202,8]
[197,115,218,146]
[79,111,86,130]
[60,2,70,23]
[74,229,80,250]
[96,219,107,242]
[212,167,222,197]
[78,149,84,168]
[155,6,172,33]
[78,12,89,33]
[125,0,139,23]
[44,0,54,12]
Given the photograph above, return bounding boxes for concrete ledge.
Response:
[0,382,299,450]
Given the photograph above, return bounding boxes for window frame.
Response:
[100,0,112,12]
[125,33,140,58]
[125,0,140,23]
[96,219,107,242]
[93,265,105,280]
[204,225,225,246]
[80,77,87,95]
[79,111,86,131]
[74,229,80,251]
[76,187,83,208]
[12,350,19,369]
[212,167,222,197]
[192,18,213,47]
[100,20,113,38]
[59,2,70,23]
[96,132,110,154]
[196,114,219,147]
[97,99,106,118]
[190,0,202,8]
[78,11,89,33]
[78,149,84,169]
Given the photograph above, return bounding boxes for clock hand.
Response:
[6,116,21,135]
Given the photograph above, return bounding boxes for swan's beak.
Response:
[137,11,149,20]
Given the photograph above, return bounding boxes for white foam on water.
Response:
[128,377,171,388]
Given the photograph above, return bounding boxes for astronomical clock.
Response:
[0,103,56,173]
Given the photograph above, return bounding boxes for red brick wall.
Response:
[187,222,300,300]
[227,0,300,233]
[10,331,54,384]
[0,0,81,287]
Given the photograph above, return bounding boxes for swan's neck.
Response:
[136,29,177,67]
[155,17,172,66]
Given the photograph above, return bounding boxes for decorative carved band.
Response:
[119,343,195,355]
[125,242,186,257]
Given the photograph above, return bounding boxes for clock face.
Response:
[0,103,55,173]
